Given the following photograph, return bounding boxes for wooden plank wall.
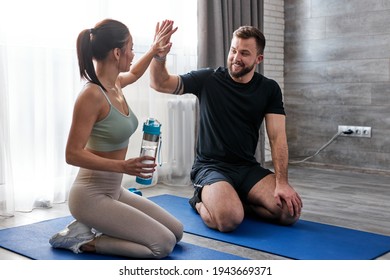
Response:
[284,0,390,172]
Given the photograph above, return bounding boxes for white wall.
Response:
[263,0,285,162]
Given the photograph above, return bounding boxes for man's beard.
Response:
[228,61,256,79]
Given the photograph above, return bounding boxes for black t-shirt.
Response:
[180,67,285,165]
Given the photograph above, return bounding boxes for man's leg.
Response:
[195,181,244,232]
[247,174,300,225]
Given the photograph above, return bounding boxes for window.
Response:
[0,0,197,213]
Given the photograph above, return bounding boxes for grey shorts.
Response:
[190,160,273,201]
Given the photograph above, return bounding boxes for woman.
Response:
[49,19,183,259]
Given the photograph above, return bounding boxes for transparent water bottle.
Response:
[136,118,162,185]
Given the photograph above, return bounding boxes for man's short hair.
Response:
[233,26,266,55]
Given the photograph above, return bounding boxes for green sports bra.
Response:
[86,86,138,152]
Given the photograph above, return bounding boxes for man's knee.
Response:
[265,203,300,226]
[278,209,300,226]
[200,181,245,232]
[210,208,244,232]
[217,218,242,232]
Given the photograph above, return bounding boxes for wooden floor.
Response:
[1,165,389,260]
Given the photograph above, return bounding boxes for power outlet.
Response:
[338,125,371,138]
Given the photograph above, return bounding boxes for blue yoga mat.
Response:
[149,194,390,260]
[0,215,245,260]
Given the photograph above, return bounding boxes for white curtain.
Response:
[0,43,14,217]
[0,0,197,214]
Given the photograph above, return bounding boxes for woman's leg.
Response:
[90,189,183,258]
[76,196,178,258]
[68,170,182,259]
[117,188,183,242]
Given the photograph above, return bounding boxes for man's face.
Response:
[227,36,263,82]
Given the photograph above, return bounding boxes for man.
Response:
[150,23,302,232]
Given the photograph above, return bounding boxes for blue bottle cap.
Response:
[143,118,161,135]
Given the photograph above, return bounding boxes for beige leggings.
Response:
[68,168,183,259]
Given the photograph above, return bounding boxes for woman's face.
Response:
[119,35,135,72]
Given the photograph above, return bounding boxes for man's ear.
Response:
[256,54,264,64]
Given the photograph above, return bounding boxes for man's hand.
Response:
[274,182,302,217]
[152,20,178,58]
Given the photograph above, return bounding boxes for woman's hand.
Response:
[122,156,157,178]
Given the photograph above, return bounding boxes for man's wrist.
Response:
[153,54,166,62]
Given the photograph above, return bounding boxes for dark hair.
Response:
[76,19,130,90]
[233,26,266,55]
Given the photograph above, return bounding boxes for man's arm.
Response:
[265,113,302,217]
[265,114,289,184]
[148,20,184,94]
[119,20,178,88]
[150,55,183,94]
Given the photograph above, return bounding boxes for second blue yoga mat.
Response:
[0,215,245,260]
[149,194,390,260]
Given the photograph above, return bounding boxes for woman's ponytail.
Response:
[76,29,105,90]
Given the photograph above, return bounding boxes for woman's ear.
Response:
[113,48,121,61]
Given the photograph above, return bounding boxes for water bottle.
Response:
[136,118,162,185]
